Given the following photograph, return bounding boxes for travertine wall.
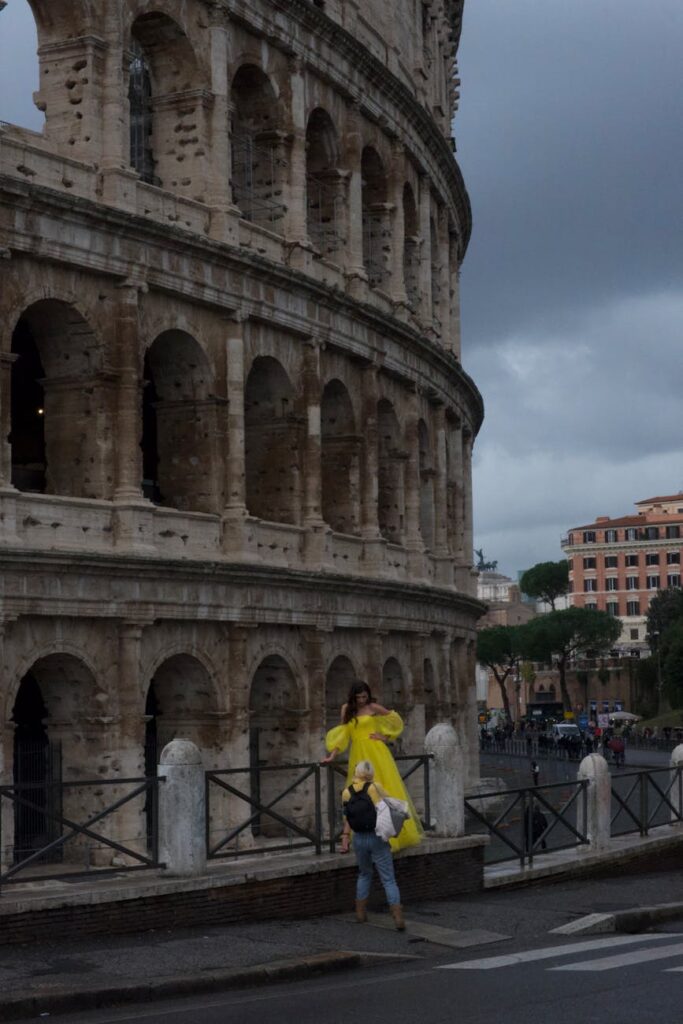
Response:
[0,0,482,866]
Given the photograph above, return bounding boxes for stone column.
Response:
[206,8,237,243]
[387,142,408,309]
[424,723,464,836]
[0,352,18,487]
[303,628,327,754]
[343,100,367,294]
[418,175,432,324]
[462,430,475,574]
[113,285,144,502]
[303,342,327,564]
[450,265,462,361]
[447,418,464,563]
[437,209,451,345]
[222,315,250,556]
[360,364,381,540]
[115,621,147,854]
[365,633,384,696]
[285,57,311,269]
[577,753,611,852]
[404,402,425,580]
[158,739,206,877]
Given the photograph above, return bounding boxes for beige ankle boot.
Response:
[389,904,405,931]
[355,898,368,923]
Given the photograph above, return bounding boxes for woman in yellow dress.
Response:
[321,681,423,853]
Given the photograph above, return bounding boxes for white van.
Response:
[551,723,581,741]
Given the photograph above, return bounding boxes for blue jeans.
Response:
[353,831,400,906]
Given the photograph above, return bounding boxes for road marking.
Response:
[437,933,683,970]
[551,939,683,971]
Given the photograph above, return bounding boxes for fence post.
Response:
[577,753,611,852]
[158,739,206,877]
[670,745,683,825]
[424,724,464,836]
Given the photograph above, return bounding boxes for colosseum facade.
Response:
[0,0,483,864]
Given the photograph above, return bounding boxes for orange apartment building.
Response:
[562,493,683,652]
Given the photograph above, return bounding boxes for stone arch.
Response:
[430,213,441,327]
[128,11,207,192]
[146,652,221,759]
[10,299,113,499]
[245,356,303,525]
[0,1,44,132]
[423,657,437,732]
[324,655,357,729]
[306,108,343,260]
[382,657,407,714]
[377,398,405,544]
[142,329,220,512]
[418,418,435,550]
[402,183,420,307]
[230,64,286,229]
[361,146,389,289]
[321,378,360,536]
[248,653,304,837]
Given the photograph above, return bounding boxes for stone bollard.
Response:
[577,753,611,852]
[670,745,683,825]
[158,739,206,877]
[424,723,464,837]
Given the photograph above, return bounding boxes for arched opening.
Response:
[423,658,437,732]
[361,147,389,289]
[321,379,360,536]
[382,657,406,719]
[11,673,59,865]
[402,183,420,307]
[147,654,218,755]
[10,300,112,499]
[306,108,343,260]
[377,399,404,544]
[249,655,302,837]
[0,0,44,132]
[245,356,302,525]
[142,331,219,513]
[325,655,356,730]
[231,64,286,229]
[129,13,203,193]
[418,419,435,550]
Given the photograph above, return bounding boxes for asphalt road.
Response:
[48,921,683,1024]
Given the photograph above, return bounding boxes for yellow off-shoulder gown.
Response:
[325,711,423,852]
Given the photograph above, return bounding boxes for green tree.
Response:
[476,625,532,722]
[519,560,569,610]
[646,588,683,648]
[524,608,621,714]
[663,622,683,707]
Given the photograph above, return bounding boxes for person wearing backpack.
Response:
[342,760,405,931]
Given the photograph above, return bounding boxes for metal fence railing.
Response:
[0,776,163,892]
[611,766,683,837]
[464,779,590,869]
[206,754,433,860]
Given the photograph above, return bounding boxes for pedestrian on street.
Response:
[342,760,405,930]
[530,760,540,786]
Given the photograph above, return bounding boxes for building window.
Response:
[666,525,680,539]
[668,574,681,588]
[630,628,639,640]
[606,577,618,591]
[625,528,638,541]
[643,526,660,540]
[128,40,155,185]
[626,575,639,590]
[604,555,618,568]
[583,530,596,543]
[568,581,573,593]
[583,557,596,569]
[604,529,618,543]
[646,552,660,566]
[567,557,574,569]
[567,532,574,545]
[585,602,597,610]
[667,552,681,565]
[646,575,660,590]
[625,554,639,567]
[584,579,597,592]
[626,600,640,615]
[606,601,619,616]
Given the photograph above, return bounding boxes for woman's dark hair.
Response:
[343,681,376,723]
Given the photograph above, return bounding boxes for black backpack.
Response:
[345,782,377,833]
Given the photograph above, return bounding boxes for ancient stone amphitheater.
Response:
[0,0,482,862]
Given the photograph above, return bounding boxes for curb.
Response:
[551,902,683,937]
[0,951,362,1022]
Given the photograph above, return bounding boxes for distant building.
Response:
[562,493,683,652]
[476,571,536,715]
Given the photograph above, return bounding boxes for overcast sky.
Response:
[1,1,681,579]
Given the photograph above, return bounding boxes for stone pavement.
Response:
[3,844,683,1021]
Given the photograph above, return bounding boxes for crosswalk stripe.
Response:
[551,940,683,972]
[437,933,683,970]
